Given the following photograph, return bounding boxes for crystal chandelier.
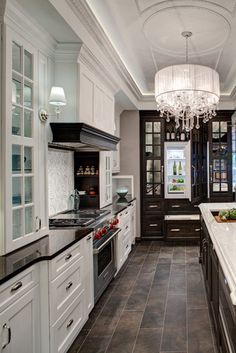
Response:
[155,32,220,131]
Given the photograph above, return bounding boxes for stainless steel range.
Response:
[49,209,120,304]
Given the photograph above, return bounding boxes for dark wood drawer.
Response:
[166,220,201,239]
[166,199,199,214]
[143,199,165,213]
[142,216,163,237]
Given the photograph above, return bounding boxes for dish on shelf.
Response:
[116,187,128,198]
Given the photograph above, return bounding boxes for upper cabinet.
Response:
[78,62,115,135]
[1,26,48,254]
[112,108,121,173]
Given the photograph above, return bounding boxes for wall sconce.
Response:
[39,86,67,122]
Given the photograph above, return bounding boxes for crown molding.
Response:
[55,43,82,63]
[67,0,142,100]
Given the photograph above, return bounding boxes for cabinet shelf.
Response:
[75,175,99,178]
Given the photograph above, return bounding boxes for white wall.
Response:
[120,110,140,238]
[48,148,74,216]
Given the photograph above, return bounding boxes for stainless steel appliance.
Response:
[93,219,120,304]
[49,209,120,304]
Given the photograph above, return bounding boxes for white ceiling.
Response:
[85,0,236,96]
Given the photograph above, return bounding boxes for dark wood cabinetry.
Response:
[200,218,236,353]
[140,110,234,241]
[140,111,165,239]
[208,111,234,202]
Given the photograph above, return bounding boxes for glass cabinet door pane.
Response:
[212,122,219,132]
[12,106,22,135]
[146,160,153,171]
[12,177,22,206]
[154,160,161,171]
[25,177,33,204]
[146,134,152,145]
[24,110,33,138]
[154,172,161,183]
[154,146,161,157]
[146,172,153,183]
[12,145,22,174]
[24,82,32,108]
[154,122,160,132]
[25,206,33,234]
[145,146,153,156]
[153,134,161,145]
[146,184,153,195]
[12,42,22,73]
[24,147,32,173]
[13,209,23,239]
[12,77,22,104]
[145,122,152,132]
[24,50,33,79]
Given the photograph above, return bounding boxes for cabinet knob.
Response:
[2,323,11,349]
[11,281,23,292]
[125,225,129,230]
[66,282,73,291]
[66,319,74,329]
[65,253,72,261]
[87,236,92,241]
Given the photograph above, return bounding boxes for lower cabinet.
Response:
[165,218,201,241]
[0,267,40,353]
[201,219,236,353]
[115,208,132,273]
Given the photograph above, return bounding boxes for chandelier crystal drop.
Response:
[155,32,220,130]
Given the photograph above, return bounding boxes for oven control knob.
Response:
[102,227,107,235]
[109,223,114,230]
[115,219,119,225]
[96,230,102,239]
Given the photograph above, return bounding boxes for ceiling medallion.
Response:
[155,31,220,130]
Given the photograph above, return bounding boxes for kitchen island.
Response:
[200,202,236,353]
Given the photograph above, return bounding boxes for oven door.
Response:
[93,229,119,303]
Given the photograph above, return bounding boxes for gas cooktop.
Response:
[49,209,110,227]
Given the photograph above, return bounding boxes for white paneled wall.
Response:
[48,149,74,216]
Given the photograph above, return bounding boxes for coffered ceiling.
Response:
[85,0,236,98]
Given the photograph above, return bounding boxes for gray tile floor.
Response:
[68,242,216,353]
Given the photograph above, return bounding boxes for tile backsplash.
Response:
[48,148,74,216]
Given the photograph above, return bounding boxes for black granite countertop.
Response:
[0,227,92,285]
[0,195,136,285]
[104,195,136,215]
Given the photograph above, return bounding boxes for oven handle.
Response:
[93,229,120,254]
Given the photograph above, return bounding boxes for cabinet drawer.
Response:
[144,199,164,213]
[142,217,163,236]
[123,236,131,259]
[166,221,201,239]
[51,290,86,353]
[0,265,39,312]
[50,256,84,324]
[166,199,199,214]
[117,207,131,228]
[50,241,83,280]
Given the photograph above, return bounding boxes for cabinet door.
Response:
[99,152,112,208]
[3,27,41,254]
[210,243,219,336]
[0,286,40,353]
[209,114,233,201]
[83,233,94,315]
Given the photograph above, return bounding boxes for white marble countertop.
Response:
[199,202,236,305]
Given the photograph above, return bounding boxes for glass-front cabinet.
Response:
[2,27,43,253]
[209,114,233,201]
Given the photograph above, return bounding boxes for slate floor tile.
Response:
[133,328,162,353]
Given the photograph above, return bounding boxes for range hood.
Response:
[50,123,120,151]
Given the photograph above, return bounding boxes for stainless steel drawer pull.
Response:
[11,281,23,292]
[170,228,180,232]
[195,229,201,232]
[2,324,11,349]
[87,236,92,240]
[149,205,158,208]
[66,282,73,291]
[149,224,158,227]
[172,205,181,208]
[65,253,72,261]
[67,319,74,329]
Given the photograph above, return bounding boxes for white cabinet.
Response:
[112,112,120,173]
[78,62,115,135]
[0,267,40,353]
[115,206,132,273]
[1,26,48,254]
[99,152,112,208]
[48,234,94,353]
[130,200,136,245]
